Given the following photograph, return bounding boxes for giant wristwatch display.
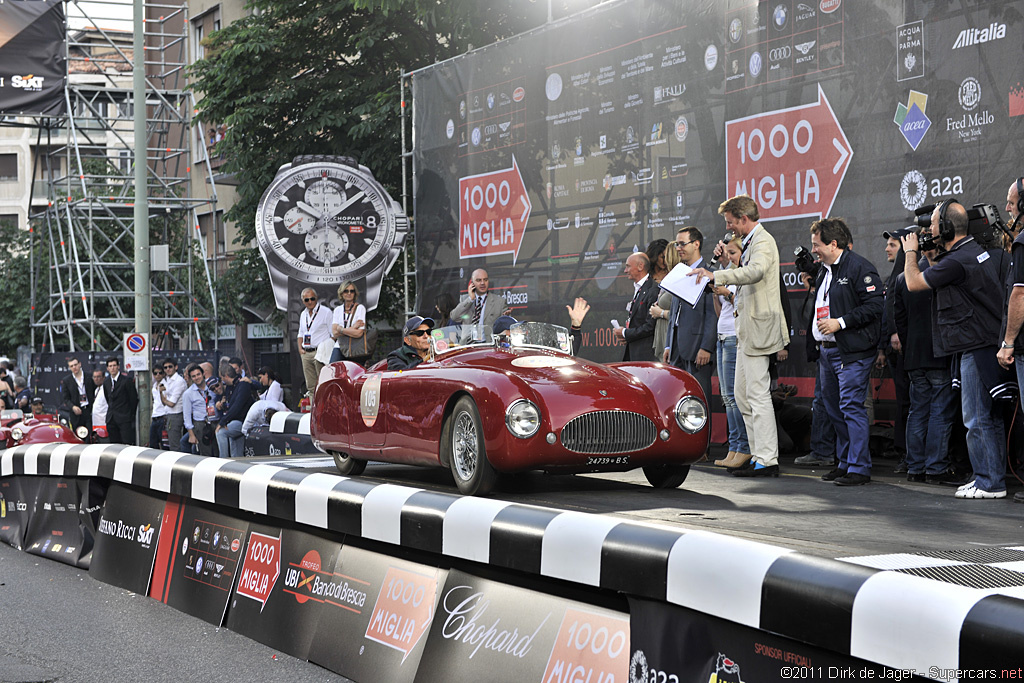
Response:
[255,155,409,311]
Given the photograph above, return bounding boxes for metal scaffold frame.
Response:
[25,0,218,353]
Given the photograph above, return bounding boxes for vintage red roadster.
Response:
[0,409,87,449]
[311,322,709,496]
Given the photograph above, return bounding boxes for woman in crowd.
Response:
[257,366,284,403]
[646,238,670,284]
[329,281,367,363]
[711,235,751,467]
[648,238,680,359]
[434,291,457,327]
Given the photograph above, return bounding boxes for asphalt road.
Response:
[2,446,1022,682]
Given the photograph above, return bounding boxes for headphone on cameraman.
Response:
[937,197,958,242]
[1016,177,1024,217]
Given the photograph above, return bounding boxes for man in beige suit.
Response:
[690,195,789,477]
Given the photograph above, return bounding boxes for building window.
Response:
[0,214,18,229]
[0,153,18,181]
[191,7,220,64]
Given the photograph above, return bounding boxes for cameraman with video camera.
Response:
[902,199,1010,499]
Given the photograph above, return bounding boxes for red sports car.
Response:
[0,411,86,449]
[311,322,709,496]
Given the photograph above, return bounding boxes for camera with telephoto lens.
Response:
[793,245,821,277]
[708,231,735,268]
[888,225,937,252]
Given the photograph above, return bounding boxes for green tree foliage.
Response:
[0,216,34,351]
[189,0,556,326]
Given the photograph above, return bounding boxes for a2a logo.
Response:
[899,170,962,211]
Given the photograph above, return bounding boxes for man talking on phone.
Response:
[452,269,503,330]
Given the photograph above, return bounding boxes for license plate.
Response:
[586,455,630,466]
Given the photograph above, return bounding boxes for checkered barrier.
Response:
[267,411,310,435]
[2,441,1022,676]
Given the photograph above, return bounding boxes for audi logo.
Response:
[769,46,792,61]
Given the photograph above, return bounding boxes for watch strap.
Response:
[292,154,358,169]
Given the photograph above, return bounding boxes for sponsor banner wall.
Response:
[308,544,447,683]
[412,0,1024,365]
[22,476,106,568]
[413,567,630,683]
[628,596,929,682]
[242,426,316,458]
[226,524,343,660]
[0,476,29,549]
[148,498,249,626]
[89,483,166,595]
[0,0,65,116]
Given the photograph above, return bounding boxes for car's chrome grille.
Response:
[560,411,657,454]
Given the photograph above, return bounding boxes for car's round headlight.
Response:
[75,426,89,439]
[675,396,707,433]
[11,427,24,442]
[505,399,541,438]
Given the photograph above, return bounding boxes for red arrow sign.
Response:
[459,156,531,265]
[726,84,852,222]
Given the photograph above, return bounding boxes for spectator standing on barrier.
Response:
[183,363,215,456]
[903,200,1010,499]
[257,366,284,404]
[690,195,789,477]
[91,367,108,442]
[613,252,658,361]
[159,359,186,448]
[810,218,885,487]
[452,269,502,329]
[664,228,716,430]
[877,233,910,472]
[149,366,170,449]
[387,316,435,370]
[329,281,367,363]
[59,358,92,434]
[710,235,751,468]
[894,244,959,485]
[297,287,331,400]
[103,358,138,445]
[998,178,1024,504]
[216,366,255,458]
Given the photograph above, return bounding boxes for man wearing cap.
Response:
[387,316,435,370]
[216,366,256,458]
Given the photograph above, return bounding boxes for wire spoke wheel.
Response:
[446,396,496,495]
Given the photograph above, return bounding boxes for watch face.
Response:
[256,162,397,283]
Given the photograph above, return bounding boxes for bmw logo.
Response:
[773,4,788,29]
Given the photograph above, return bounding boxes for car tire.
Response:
[331,450,367,476]
[642,464,690,489]
[445,396,497,496]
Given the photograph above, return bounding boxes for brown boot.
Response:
[714,451,737,467]
[718,451,751,469]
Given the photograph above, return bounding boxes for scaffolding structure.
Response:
[28,0,218,353]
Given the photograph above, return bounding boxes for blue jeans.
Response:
[216,420,244,458]
[148,415,166,450]
[716,335,749,453]
[961,350,1006,492]
[810,371,836,459]
[906,368,954,475]
[818,347,873,476]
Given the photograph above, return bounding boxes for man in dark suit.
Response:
[665,227,717,405]
[613,252,657,361]
[59,357,93,433]
[103,357,138,445]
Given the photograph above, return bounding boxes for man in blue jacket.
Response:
[810,218,884,486]
[215,365,256,458]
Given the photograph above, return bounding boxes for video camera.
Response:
[793,245,821,278]
[887,225,938,252]
[913,202,1011,247]
[708,231,736,268]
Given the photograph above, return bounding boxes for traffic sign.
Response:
[124,332,149,372]
[725,84,853,222]
[458,155,532,265]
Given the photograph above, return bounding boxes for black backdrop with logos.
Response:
[0,0,66,116]
[411,0,1024,365]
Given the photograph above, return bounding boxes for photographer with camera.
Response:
[809,218,884,486]
[902,199,1010,499]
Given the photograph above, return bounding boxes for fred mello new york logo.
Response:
[894,90,931,151]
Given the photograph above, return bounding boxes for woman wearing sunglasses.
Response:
[329,281,368,364]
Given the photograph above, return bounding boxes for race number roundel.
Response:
[360,374,382,427]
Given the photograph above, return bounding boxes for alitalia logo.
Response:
[953,22,1005,49]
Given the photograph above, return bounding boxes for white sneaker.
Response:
[957,479,976,491]
[954,484,1007,499]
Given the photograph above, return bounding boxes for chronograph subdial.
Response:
[304,227,350,267]
[304,180,345,220]
[282,206,317,234]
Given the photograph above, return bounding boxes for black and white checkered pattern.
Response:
[268,411,310,435]
[2,442,1021,674]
